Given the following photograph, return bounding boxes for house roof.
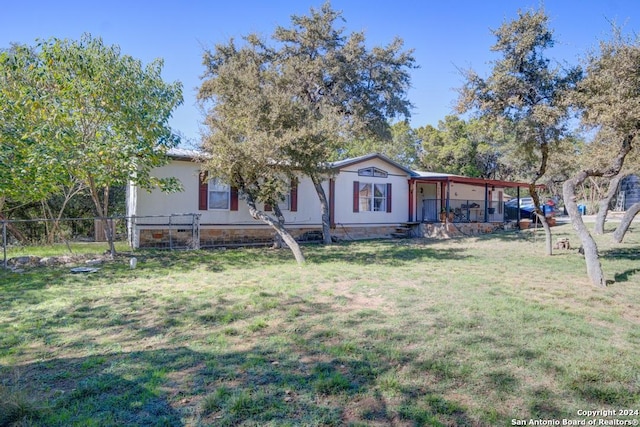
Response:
[329,153,415,176]
[167,147,204,161]
[166,148,531,188]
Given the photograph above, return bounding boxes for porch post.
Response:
[445,180,451,214]
[408,179,414,222]
[484,183,489,223]
[516,186,521,223]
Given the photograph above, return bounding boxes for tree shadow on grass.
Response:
[601,247,640,261]
[307,239,471,266]
[0,340,478,427]
[1,236,472,279]
[0,275,476,425]
[1,278,478,425]
[0,268,68,304]
[599,247,640,283]
[613,268,640,283]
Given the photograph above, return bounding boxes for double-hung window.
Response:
[278,193,290,211]
[208,178,230,210]
[358,183,387,212]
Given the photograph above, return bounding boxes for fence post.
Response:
[194,214,201,250]
[2,220,6,269]
[169,214,173,250]
[127,215,134,250]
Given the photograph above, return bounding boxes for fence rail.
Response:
[1,214,206,269]
[421,198,503,223]
[1,216,129,269]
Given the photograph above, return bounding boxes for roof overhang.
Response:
[411,175,538,189]
[167,148,206,161]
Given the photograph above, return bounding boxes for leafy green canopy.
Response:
[199,2,416,192]
[416,116,508,179]
[0,35,183,212]
[457,9,581,185]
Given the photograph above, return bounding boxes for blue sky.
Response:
[2,1,638,146]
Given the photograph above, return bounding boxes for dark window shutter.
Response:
[290,179,298,212]
[353,181,359,213]
[387,183,392,213]
[198,171,209,211]
[230,186,239,211]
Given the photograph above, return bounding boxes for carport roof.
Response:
[411,171,533,188]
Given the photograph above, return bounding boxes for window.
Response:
[263,179,298,212]
[199,171,238,211]
[208,178,230,210]
[278,194,290,211]
[358,167,388,178]
[359,182,387,212]
[266,194,289,211]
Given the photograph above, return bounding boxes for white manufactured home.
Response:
[127,149,529,248]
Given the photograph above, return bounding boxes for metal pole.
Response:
[484,183,489,223]
[195,214,201,250]
[517,186,522,226]
[169,214,173,250]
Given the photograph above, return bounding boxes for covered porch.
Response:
[408,173,531,224]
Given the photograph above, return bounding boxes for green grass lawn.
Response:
[1,223,639,426]
[3,240,131,259]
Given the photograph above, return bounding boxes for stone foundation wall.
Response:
[418,222,504,239]
[199,227,324,247]
[139,228,197,248]
[137,224,401,248]
[332,225,398,240]
[139,222,509,247]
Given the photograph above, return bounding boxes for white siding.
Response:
[133,159,324,226]
[332,157,409,226]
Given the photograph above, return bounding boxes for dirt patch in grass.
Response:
[316,280,394,314]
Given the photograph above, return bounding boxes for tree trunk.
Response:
[41,200,53,244]
[529,185,553,256]
[87,176,116,258]
[594,174,624,235]
[311,173,332,245]
[52,181,86,249]
[244,194,305,264]
[0,214,28,244]
[271,203,286,249]
[612,201,640,243]
[563,176,607,287]
[534,212,553,255]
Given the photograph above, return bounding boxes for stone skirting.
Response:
[136,222,504,248]
[418,222,504,239]
[332,225,400,240]
[139,228,197,248]
[136,224,401,248]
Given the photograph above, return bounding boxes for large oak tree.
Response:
[564,30,640,286]
[457,9,581,256]
[199,2,415,246]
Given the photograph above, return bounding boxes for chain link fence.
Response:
[1,214,204,269]
[2,213,326,269]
